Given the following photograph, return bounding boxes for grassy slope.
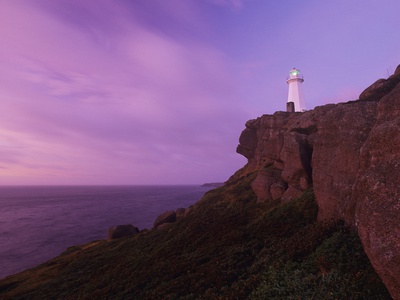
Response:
[0,173,391,299]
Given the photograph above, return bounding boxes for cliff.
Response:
[234,65,400,299]
[0,67,399,299]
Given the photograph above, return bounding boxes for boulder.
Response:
[359,78,389,101]
[359,64,400,101]
[250,168,282,202]
[156,222,174,231]
[107,224,139,240]
[154,210,176,228]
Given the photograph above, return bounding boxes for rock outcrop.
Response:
[107,224,139,240]
[234,66,400,299]
[154,210,177,229]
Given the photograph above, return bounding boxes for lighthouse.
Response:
[286,68,306,112]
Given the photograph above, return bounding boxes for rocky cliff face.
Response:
[234,65,400,299]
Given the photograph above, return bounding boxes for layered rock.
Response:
[234,66,400,299]
[235,106,333,202]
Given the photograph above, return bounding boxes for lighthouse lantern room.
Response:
[286,68,306,112]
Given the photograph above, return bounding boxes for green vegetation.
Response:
[0,174,390,299]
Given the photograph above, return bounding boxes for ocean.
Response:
[0,185,212,279]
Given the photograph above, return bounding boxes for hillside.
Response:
[1,66,400,299]
[0,181,390,299]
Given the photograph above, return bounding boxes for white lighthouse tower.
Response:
[286,68,306,112]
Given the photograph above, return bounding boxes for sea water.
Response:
[0,185,212,279]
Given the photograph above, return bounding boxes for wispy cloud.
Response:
[2,0,399,185]
[0,0,246,184]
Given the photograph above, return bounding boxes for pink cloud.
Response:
[0,0,246,185]
[3,0,398,185]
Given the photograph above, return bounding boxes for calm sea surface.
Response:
[0,185,212,279]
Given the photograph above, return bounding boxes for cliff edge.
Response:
[234,65,400,299]
[0,67,398,299]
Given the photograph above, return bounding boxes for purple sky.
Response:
[1,0,399,185]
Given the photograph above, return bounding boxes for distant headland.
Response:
[201,182,224,187]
